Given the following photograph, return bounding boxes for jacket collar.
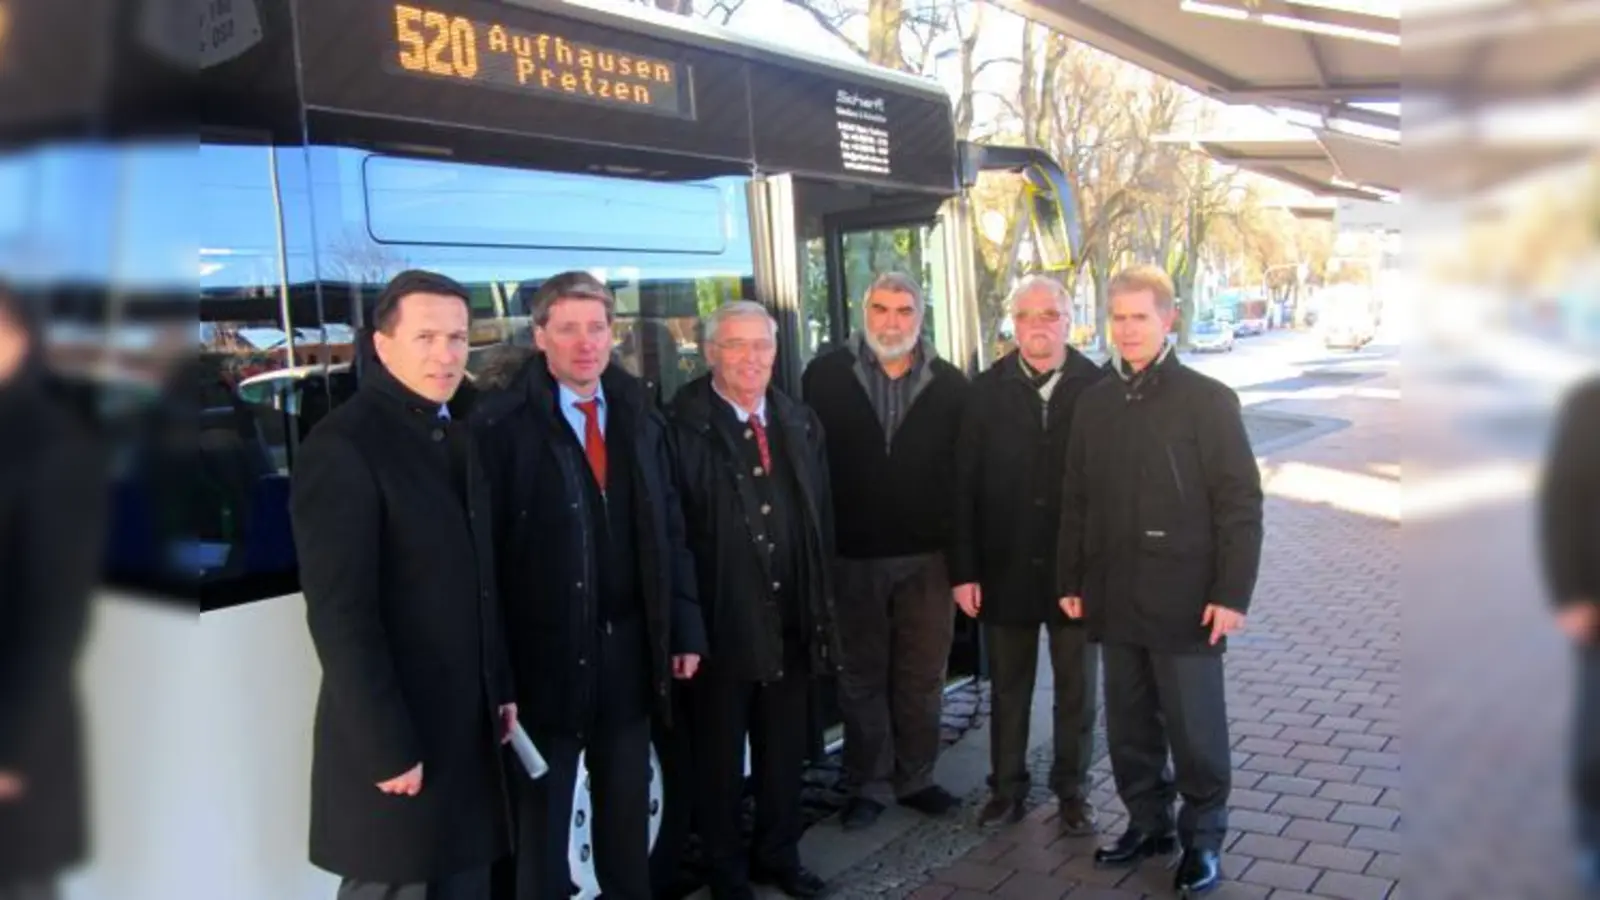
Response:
[996,345,1097,386]
[1113,343,1181,394]
[358,337,467,422]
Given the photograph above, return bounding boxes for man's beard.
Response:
[864,329,918,361]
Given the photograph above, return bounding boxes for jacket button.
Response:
[760,503,772,515]
[575,581,584,589]
[753,466,764,476]
[772,581,781,591]
[431,429,445,441]
[578,657,587,666]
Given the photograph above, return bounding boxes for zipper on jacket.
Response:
[1165,445,1186,503]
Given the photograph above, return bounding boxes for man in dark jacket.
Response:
[802,272,969,830]
[950,275,1107,833]
[291,270,519,900]
[1057,265,1263,897]
[0,284,106,899]
[665,301,837,900]
[473,271,706,900]
[1540,375,1600,883]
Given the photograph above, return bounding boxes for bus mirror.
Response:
[1023,163,1080,273]
[962,143,1082,271]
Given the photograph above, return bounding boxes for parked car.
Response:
[1189,319,1235,352]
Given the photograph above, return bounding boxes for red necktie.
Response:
[749,414,772,472]
[576,398,607,490]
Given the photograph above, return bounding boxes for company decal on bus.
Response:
[388,3,691,118]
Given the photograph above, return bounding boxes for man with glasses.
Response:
[664,301,838,900]
[950,275,1107,832]
[802,272,971,830]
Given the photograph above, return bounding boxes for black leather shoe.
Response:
[977,795,1025,826]
[1174,847,1222,896]
[898,784,961,816]
[840,796,885,831]
[1092,828,1178,866]
[750,865,826,898]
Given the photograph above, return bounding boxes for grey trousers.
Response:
[834,553,954,800]
[336,865,490,900]
[1102,643,1231,851]
[984,623,1099,803]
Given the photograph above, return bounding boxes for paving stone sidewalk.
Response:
[823,362,1402,900]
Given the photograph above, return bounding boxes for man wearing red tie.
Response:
[664,302,839,900]
[474,271,706,900]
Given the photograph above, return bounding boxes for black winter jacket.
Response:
[1056,351,1264,653]
[1541,376,1600,607]
[950,347,1107,626]
[664,375,841,682]
[472,349,706,734]
[800,339,969,561]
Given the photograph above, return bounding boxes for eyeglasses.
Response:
[716,338,777,356]
[1013,310,1065,325]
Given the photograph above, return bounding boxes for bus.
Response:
[10,0,1078,896]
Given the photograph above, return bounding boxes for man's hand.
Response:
[498,703,518,744]
[1059,596,1083,620]
[1558,601,1600,644]
[672,654,701,680]
[377,762,423,796]
[0,771,25,803]
[953,583,982,618]
[1202,604,1246,645]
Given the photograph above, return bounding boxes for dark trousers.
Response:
[1102,642,1231,852]
[337,866,490,900]
[691,645,810,894]
[1573,646,1600,846]
[513,618,654,900]
[833,553,954,799]
[984,623,1099,802]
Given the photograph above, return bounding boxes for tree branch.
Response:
[780,0,868,58]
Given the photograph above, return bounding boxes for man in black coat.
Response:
[664,301,838,900]
[950,275,1107,833]
[291,270,519,900]
[801,272,969,830]
[0,284,106,900]
[472,271,706,900]
[1539,375,1600,884]
[1057,265,1263,897]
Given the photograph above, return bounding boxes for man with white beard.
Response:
[801,273,971,831]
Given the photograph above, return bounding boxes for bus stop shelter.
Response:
[989,0,1598,199]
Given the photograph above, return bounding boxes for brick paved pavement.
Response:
[868,356,1404,900]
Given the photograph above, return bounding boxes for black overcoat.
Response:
[291,358,514,884]
[0,373,105,882]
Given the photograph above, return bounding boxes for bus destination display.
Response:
[386,3,691,119]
